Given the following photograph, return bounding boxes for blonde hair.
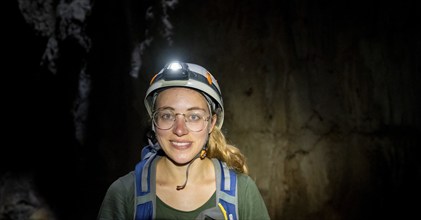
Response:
[207,127,248,174]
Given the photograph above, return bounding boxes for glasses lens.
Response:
[153,110,174,130]
[184,111,208,132]
[153,110,209,132]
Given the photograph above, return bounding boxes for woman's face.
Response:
[154,87,216,165]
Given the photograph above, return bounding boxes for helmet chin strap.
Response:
[176,144,208,190]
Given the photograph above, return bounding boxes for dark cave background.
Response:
[1,0,420,219]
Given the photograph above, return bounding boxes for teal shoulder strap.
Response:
[134,152,159,220]
[212,158,239,220]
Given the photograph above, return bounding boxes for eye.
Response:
[187,112,205,122]
[159,111,174,121]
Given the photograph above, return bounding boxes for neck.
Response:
[158,156,211,186]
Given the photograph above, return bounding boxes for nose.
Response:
[172,115,189,136]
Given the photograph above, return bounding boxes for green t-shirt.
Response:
[155,192,216,219]
[97,162,270,220]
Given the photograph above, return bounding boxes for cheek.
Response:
[155,128,165,136]
[196,130,210,145]
[155,129,169,145]
[155,129,168,142]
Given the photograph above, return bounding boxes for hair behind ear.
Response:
[207,127,248,174]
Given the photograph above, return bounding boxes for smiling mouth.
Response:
[171,141,191,148]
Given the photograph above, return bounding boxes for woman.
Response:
[97,61,270,220]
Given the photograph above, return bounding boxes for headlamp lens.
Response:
[163,62,188,81]
[167,62,183,71]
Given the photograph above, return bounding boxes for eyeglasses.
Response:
[152,109,211,132]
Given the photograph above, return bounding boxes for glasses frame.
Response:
[152,109,211,132]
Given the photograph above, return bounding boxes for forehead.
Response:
[155,87,208,109]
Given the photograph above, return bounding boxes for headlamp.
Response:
[162,61,189,81]
[167,62,183,71]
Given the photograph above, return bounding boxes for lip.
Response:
[170,140,192,149]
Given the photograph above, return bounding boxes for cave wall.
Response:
[2,0,420,219]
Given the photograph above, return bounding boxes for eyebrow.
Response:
[156,106,207,112]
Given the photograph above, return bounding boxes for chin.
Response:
[169,154,197,166]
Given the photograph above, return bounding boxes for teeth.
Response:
[172,141,189,146]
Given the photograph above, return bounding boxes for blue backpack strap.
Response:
[134,144,160,220]
[212,159,238,220]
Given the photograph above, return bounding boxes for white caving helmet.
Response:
[144,61,224,128]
